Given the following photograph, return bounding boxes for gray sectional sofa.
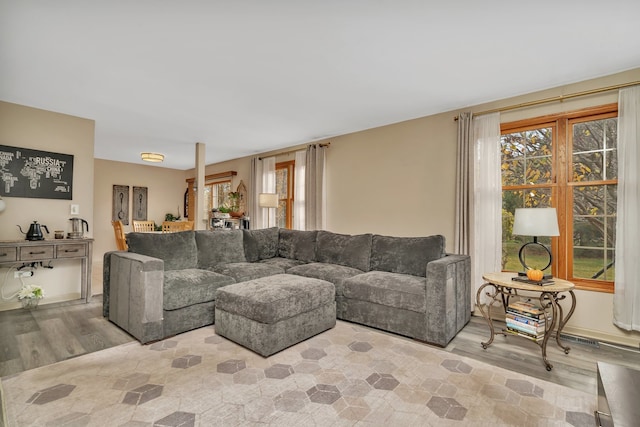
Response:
[103,228,470,347]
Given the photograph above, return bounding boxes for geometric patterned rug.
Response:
[1,320,595,426]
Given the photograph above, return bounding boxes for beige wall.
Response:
[0,101,95,310]
[92,159,188,293]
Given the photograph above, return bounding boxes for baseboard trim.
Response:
[561,325,640,350]
[472,310,640,350]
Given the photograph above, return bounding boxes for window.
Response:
[276,161,294,229]
[501,105,618,292]
[204,180,231,213]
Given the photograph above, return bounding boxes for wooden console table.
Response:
[0,239,94,303]
[477,272,576,371]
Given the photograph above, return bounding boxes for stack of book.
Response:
[505,300,548,342]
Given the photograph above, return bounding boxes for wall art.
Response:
[132,186,148,221]
[112,185,129,225]
[0,144,74,200]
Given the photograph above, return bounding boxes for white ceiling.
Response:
[2,1,640,170]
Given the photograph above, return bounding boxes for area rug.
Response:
[1,321,595,426]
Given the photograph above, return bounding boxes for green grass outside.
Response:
[503,241,615,280]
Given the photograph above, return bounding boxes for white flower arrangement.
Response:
[17,284,45,300]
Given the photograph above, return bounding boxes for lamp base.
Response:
[518,239,553,274]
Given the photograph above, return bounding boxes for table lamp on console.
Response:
[512,207,559,279]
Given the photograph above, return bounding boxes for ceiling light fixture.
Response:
[141,152,164,163]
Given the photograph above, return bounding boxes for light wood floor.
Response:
[2,296,639,395]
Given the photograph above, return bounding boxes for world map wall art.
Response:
[0,144,74,200]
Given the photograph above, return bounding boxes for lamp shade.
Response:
[512,208,559,237]
[141,152,164,162]
[258,193,279,208]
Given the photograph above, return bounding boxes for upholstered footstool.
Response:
[214,274,336,357]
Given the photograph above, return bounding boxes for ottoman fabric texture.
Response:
[215,274,334,324]
[215,274,336,356]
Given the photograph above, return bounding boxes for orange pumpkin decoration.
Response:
[526,269,544,281]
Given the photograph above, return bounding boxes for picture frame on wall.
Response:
[0,144,74,200]
[132,186,148,221]
[112,185,129,225]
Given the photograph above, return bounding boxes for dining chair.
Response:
[162,221,183,233]
[111,220,128,250]
[132,220,155,232]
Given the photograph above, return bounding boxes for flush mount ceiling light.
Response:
[141,152,164,162]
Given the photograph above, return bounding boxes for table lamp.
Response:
[259,193,279,227]
[512,207,559,277]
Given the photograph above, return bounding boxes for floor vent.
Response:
[559,334,599,348]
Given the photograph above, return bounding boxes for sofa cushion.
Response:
[212,262,285,282]
[195,230,246,268]
[243,227,279,262]
[287,262,363,290]
[127,231,197,271]
[259,257,307,271]
[369,234,445,277]
[163,268,235,310]
[215,274,334,324]
[316,231,372,272]
[278,229,317,262]
[342,271,427,313]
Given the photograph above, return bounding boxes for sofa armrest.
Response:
[109,251,165,343]
[424,254,471,346]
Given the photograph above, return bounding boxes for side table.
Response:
[477,272,576,371]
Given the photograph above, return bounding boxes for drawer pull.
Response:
[29,251,46,255]
[0,253,7,257]
[64,249,80,253]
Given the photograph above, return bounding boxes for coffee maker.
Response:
[68,218,89,239]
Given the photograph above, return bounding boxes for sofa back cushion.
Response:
[278,229,317,262]
[316,230,372,271]
[195,230,246,268]
[242,227,279,262]
[127,231,197,271]
[369,234,445,277]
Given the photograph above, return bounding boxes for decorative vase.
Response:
[229,211,244,218]
[21,298,40,310]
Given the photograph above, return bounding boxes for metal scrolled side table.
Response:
[477,271,576,371]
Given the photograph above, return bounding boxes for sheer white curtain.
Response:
[293,150,306,230]
[613,85,640,331]
[472,112,502,305]
[305,144,326,230]
[261,156,276,228]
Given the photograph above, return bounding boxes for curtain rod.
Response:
[453,80,640,121]
[258,142,330,160]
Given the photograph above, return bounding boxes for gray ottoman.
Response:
[215,274,336,357]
